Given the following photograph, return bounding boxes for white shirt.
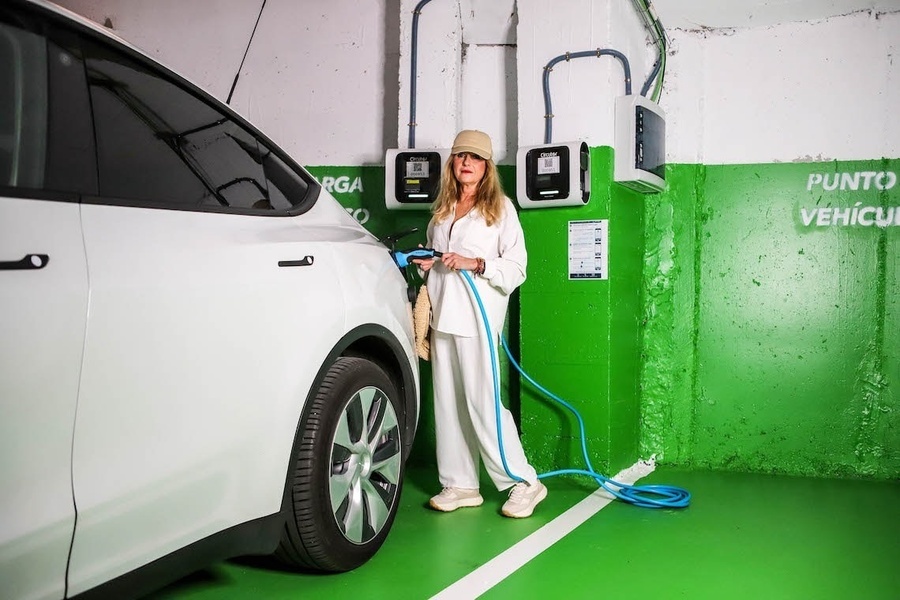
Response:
[426,196,527,337]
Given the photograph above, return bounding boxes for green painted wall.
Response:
[642,159,900,479]
[308,156,900,481]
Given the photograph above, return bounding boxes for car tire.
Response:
[276,356,405,572]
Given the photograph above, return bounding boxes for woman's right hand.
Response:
[412,257,435,272]
[411,243,435,272]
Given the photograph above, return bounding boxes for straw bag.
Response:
[413,284,432,361]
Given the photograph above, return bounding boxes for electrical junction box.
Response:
[614,94,666,193]
[516,141,590,208]
[384,148,450,210]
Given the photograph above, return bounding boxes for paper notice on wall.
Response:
[568,220,608,280]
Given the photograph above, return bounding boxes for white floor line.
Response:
[429,459,656,600]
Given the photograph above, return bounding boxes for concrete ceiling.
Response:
[650,0,900,30]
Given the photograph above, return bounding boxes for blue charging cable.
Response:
[459,269,691,509]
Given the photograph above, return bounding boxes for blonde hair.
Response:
[431,157,505,226]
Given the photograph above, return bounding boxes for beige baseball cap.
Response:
[451,130,493,161]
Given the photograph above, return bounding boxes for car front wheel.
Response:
[276,356,405,572]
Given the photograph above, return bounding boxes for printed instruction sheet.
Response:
[568,219,608,280]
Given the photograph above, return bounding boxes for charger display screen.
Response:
[394,152,442,204]
[525,146,570,201]
[635,106,665,180]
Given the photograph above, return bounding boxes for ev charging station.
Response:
[384,148,451,210]
[613,94,666,194]
[516,141,590,208]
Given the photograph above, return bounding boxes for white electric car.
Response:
[0,1,420,598]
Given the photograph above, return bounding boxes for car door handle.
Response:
[278,256,314,267]
[0,254,50,270]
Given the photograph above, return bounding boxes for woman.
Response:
[413,130,547,518]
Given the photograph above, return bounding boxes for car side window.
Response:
[0,20,48,190]
[83,40,308,212]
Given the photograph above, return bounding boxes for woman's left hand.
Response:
[441,252,478,271]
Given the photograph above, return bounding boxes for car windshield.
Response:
[85,42,310,210]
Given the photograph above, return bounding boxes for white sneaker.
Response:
[429,487,484,512]
[501,481,548,518]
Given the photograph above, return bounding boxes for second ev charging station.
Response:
[516,141,591,209]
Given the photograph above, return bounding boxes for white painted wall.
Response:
[515,0,657,150]
[663,9,900,163]
[651,0,900,30]
[396,0,462,153]
[233,0,397,166]
[52,1,900,166]
[396,0,518,162]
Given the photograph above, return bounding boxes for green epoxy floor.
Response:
[150,467,900,599]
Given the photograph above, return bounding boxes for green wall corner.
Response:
[642,159,900,479]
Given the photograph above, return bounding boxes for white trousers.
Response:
[431,329,538,491]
